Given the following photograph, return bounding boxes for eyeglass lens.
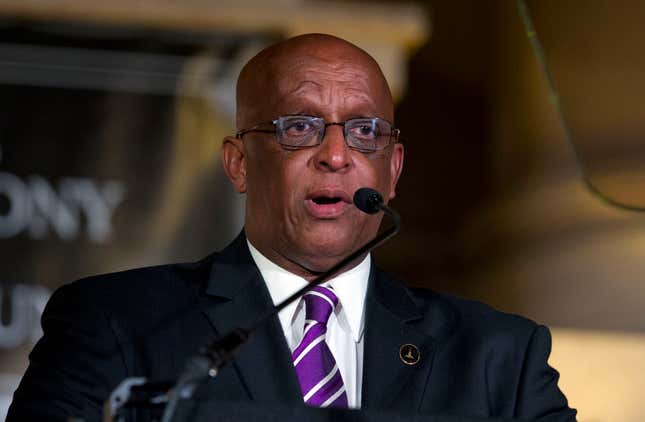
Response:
[275,115,392,151]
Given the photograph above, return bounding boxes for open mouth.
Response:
[305,190,351,218]
[312,196,343,205]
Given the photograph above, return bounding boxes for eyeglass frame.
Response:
[235,115,400,153]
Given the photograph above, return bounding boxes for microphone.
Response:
[353,187,383,214]
[353,187,401,229]
[159,188,401,422]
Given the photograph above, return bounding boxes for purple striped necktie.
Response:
[291,286,348,408]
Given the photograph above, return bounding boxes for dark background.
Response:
[1,1,644,420]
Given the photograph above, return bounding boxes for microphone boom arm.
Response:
[198,201,400,381]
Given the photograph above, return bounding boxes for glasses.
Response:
[235,115,400,153]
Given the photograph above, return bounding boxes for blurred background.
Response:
[1,0,644,420]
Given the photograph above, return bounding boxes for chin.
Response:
[295,229,362,270]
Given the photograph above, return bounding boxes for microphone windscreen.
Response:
[353,188,383,214]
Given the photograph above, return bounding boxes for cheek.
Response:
[245,148,285,210]
[358,154,393,191]
[281,152,314,206]
[249,149,311,212]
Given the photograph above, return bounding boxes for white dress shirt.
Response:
[247,240,369,408]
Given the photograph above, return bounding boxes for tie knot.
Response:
[303,286,338,325]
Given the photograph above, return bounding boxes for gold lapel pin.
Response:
[399,344,421,366]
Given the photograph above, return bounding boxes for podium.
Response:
[170,400,522,422]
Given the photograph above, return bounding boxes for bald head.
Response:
[236,33,394,129]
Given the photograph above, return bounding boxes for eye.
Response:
[345,118,393,152]
[348,120,378,140]
[283,118,316,137]
[358,124,377,137]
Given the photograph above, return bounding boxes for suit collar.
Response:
[368,266,424,323]
[205,231,258,299]
[367,264,458,343]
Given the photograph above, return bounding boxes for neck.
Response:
[246,236,368,282]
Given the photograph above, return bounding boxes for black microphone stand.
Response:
[154,188,400,422]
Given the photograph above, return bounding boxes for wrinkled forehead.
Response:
[237,41,393,126]
[272,55,388,112]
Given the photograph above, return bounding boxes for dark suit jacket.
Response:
[8,233,576,421]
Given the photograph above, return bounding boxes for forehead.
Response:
[268,54,392,119]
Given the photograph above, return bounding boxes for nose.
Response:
[312,124,352,172]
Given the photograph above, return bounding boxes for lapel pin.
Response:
[399,344,420,366]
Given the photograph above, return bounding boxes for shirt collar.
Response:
[247,240,370,343]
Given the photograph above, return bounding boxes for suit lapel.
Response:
[199,233,302,403]
[362,267,451,411]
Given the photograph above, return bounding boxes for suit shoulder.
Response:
[46,253,216,321]
[416,287,536,326]
[401,283,541,347]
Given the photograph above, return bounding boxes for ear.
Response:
[221,136,247,193]
[387,142,404,200]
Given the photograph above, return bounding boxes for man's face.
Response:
[225,46,404,276]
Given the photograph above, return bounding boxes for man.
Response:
[8,34,576,421]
